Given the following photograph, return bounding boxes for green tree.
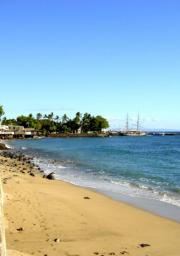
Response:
[81,113,92,133]
[40,119,56,134]
[74,112,81,124]
[55,115,60,122]
[94,115,109,132]
[16,115,29,127]
[62,114,69,124]
[0,105,5,123]
[72,112,81,133]
[36,113,42,120]
[48,112,54,121]
[16,114,36,128]
[2,117,17,125]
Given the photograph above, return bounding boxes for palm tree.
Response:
[75,112,81,124]
[36,113,42,120]
[62,114,69,124]
[55,115,60,122]
[48,112,54,121]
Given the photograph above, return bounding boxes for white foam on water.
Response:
[32,157,180,208]
[160,193,180,207]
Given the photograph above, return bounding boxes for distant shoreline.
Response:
[1,131,180,141]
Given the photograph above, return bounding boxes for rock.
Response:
[16,227,24,232]
[46,172,55,180]
[0,143,9,150]
[29,172,35,177]
[139,243,150,248]
[54,238,60,243]
[84,196,90,199]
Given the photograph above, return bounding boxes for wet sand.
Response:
[1,155,180,256]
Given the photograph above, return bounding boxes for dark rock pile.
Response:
[0,150,55,180]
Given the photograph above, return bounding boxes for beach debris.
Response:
[3,178,8,184]
[94,252,99,255]
[109,252,116,255]
[29,172,35,176]
[54,238,60,243]
[46,172,55,180]
[83,196,90,199]
[16,227,24,232]
[120,251,128,255]
[139,243,151,248]
[3,177,12,184]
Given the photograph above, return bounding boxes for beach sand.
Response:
[0,155,180,256]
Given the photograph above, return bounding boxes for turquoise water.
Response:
[9,136,180,210]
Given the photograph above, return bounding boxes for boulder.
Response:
[46,172,55,180]
[0,143,9,150]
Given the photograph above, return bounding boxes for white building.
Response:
[0,125,9,131]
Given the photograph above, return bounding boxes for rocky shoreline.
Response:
[0,149,55,181]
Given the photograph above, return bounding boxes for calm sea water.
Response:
[8,136,180,217]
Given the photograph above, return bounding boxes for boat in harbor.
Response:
[122,114,147,136]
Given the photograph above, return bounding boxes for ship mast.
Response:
[125,113,129,132]
[136,113,140,131]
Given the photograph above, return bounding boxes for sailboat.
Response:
[123,114,146,136]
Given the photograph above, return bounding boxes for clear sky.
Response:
[0,0,180,130]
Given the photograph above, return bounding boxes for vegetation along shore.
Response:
[0,105,109,139]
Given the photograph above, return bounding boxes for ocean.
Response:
[8,136,180,222]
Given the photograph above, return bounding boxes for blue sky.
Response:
[0,0,180,130]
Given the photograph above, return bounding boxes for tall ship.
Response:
[122,113,146,136]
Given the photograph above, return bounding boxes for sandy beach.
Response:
[0,155,180,256]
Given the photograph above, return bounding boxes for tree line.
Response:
[0,105,109,135]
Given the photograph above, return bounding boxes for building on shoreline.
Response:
[0,125,36,139]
